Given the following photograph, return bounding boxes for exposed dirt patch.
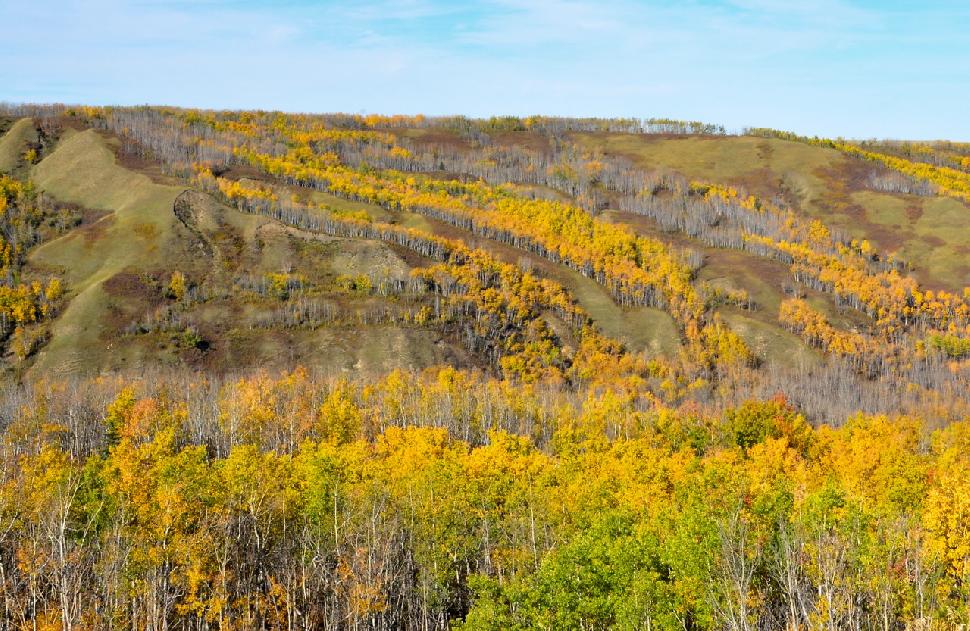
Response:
[397,129,476,151]
[217,163,272,182]
[818,154,877,191]
[56,115,88,132]
[756,141,775,162]
[90,128,186,187]
[176,320,222,370]
[490,131,552,154]
[812,159,916,252]
[100,301,130,337]
[857,220,913,253]
[703,248,791,288]
[905,202,923,222]
[724,166,784,204]
[103,270,164,302]
[79,214,116,247]
[101,271,169,336]
[386,242,435,269]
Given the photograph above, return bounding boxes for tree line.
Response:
[0,369,969,629]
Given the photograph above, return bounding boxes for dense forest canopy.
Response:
[0,103,967,629]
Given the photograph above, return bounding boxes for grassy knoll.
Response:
[579,133,970,290]
[27,129,187,375]
[24,130,472,377]
[720,310,821,369]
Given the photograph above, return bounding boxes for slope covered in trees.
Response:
[0,104,968,629]
[573,130,970,292]
[3,371,970,629]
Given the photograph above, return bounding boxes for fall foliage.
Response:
[0,373,969,629]
[0,104,968,629]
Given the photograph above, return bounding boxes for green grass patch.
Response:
[574,134,837,206]
[720,310,821,369]
[308,190,394,222]
[845,192,970,289]
[558,271,680,356]
[27,129,187,376]
[910,197,970,289]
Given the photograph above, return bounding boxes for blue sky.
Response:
[1,0,968,139]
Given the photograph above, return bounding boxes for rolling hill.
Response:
[0,107,966,420]
[1,105,969,630]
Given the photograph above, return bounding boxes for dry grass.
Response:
[24,129,472,377]
[580,133,970,290]
[26,129,187,376]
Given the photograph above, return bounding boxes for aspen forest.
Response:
[0,101,967,631]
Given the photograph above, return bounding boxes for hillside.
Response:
[0,108,966,414]
[1,106,969,630]
[572,132,970,291]
[27,128,471,378]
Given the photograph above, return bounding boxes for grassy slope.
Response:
[397,211,681,357]
[27,128,187,376]
[0,118,37,173]
[398,129,872,364]
[309,190,396,222]
[25,124,958,376]
[277,176,680,357]
[600,210,820,367]
[25,130,472,377]
[575,133,970,290]
[849,192,970,289]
